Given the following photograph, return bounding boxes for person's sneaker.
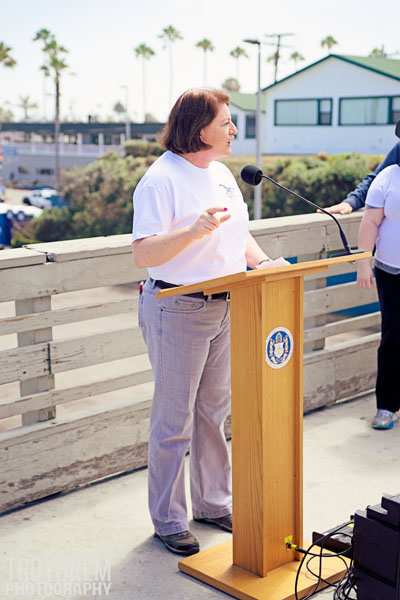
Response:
[194,514,232,532]
[371,409,397,430]
[154,530,199,556]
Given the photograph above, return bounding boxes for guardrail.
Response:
[0,212,379,513]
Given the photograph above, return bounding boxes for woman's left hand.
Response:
[255,257,291,269]
[357,260,374,288]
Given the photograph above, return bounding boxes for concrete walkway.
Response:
[1,392,399,600]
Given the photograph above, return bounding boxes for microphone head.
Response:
[241,165,263,186]
[396,120,400,139]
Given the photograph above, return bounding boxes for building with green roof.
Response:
[259,53,400,155]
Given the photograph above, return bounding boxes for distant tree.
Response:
[144,112,158,122]
[195,38,215,86]
[0,42,16,68]
[229,46,248,82]
[134,43,155,121]
[320,35,338,52]
[18,95,38,120]
[369,46,388,58]
[159,25,183,107]
[0,106,14,122]
[113,101,126,119]
[290,51,305,69]
[222,77,240,92]
[34,28,69,190]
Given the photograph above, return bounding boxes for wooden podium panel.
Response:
[230,276,303,576]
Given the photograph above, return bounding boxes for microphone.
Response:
[241,165,352,255]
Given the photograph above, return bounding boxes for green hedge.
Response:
[226,153,381,219]
[13,152,382,246]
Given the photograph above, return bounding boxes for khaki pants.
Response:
[139,279,232,535]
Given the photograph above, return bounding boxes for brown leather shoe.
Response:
[154,530,200,556]
[194,514,232,532]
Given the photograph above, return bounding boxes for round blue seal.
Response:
[265,327,294,369]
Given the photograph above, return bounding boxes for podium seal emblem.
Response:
[265,327,293,369]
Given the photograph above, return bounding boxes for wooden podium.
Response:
[158,252,369,600]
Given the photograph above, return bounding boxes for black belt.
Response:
[151,279,229,301]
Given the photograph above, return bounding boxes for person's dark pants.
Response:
[375,267,400,412]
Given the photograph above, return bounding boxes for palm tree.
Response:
[159,25,183,107]
[34,28,69,190]
[18,95,38,120]
[113,101,126,120]
[290,51,305,69]
[195,38,215,86]
[229,46,248,82]
[320,35,338,52]
[222,77,240,92]
[0,42,16,68]
[369,46,387,58]
[134,43,155,121]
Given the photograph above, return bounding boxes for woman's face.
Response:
[200,103,237,159]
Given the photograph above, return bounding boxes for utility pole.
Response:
[264,33,294,83]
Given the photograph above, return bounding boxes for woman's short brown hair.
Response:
[160,88,229,154]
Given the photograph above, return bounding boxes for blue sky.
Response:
[1,0,399,122]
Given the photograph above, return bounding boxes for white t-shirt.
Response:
[132,151,249,284]
[365,164,400,270]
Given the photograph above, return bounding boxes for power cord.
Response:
[291,520,355,600]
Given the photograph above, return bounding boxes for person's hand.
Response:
[255,256,291,269]
[357,259,374,288]
[189,207,231,240]
[322,201,353,215]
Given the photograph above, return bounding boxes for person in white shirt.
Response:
[132,88,287,556]
[357,164,400,430]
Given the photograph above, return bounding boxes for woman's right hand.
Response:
[357,259,374,288]
[189,207,231,240]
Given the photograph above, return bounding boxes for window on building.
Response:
[340,97,389,125]
[231,114,238,127]
[245,115,256,138]
[275,99,332,126]
[18,166,29,174]
[37,168,54,176]
[391,97,400,124]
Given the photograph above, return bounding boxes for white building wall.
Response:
[264,57,400,154]
[230,107,267,156]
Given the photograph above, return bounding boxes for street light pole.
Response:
[243,39,262,220]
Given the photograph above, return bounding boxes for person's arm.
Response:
[325,142,400,214]
[132,207,230,268]
[357,208,384,288]
[245,233,289,269]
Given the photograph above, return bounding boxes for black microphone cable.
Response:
[241,165,352,255]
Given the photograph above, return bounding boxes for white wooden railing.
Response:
[0,212,380,513]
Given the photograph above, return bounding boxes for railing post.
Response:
[301,251,327,352]
[15,296,55,425]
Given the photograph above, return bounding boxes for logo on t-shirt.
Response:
[265,327,294,369]
[218,183,235,199]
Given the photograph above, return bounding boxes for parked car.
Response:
[22,188,66,209]
[0,202,43,222]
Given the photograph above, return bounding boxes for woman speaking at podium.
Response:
[132,88,287,556]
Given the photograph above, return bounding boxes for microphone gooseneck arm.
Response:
[260,173,352,255]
